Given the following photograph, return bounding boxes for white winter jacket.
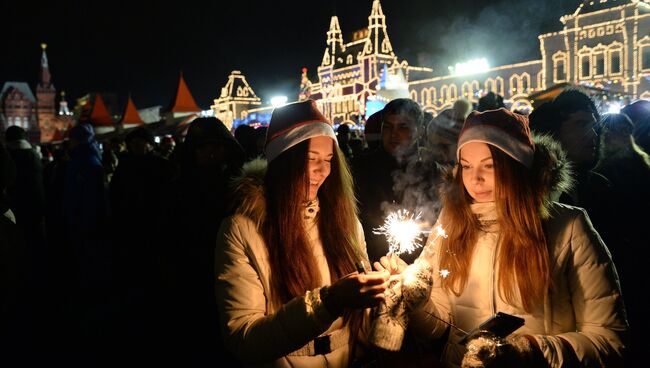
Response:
[215,160,369,368]
[410,201,628,367]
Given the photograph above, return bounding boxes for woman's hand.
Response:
[325,270,390,315]
[373,254,408,275]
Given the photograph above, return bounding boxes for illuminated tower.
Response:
[361,0,398,80]
[36,43,55,142]
[322,16,344,66]
[211,70,261,130]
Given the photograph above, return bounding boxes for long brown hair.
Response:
[262,139,362,306]
[439,145,550,312]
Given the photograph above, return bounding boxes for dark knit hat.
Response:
[265,99,336,162]
[457,108,535,168]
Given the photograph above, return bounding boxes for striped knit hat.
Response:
[457,108,535,168]
[265,100,336,162]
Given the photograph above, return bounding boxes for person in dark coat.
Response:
[3,126,46,345]
[621,99,650,153]
[353,99,442,265]
[158,117,244,358]
[0,140,27,348]
[4,126,45,250]
[529,88,603,207]
[234,124,258,161]
[588,113,650,365]
[109,125,175,349]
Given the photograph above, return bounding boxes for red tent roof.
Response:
[120,95,144,125]
[91,94,115,126]
[171,73,201,113]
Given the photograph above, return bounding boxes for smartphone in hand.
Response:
[459,312,525,345]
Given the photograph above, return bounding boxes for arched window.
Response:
[429,87,437,104]
[421,89,431,105]
[495,77,505,96]
[553,51,568,83]
[609,42,623,75]
[485,78,496,93]
[639,36,650,71]
[449,84,458,100]
[461,82,471,98]
[592,44,607,77]
[509,74,520,95]
[578,47,591,79]
[521,73,531,92]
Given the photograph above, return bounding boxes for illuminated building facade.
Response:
[211,70,263,130]
[0,44,74,143]
[410,0,650,114]
[212,0,650,125]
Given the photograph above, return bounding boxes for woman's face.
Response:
[460,141,495,203]
[307,136,333,201]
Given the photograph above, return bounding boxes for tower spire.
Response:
[327,16,344,54]
[40,43,51,85]
[58,91,71,116]
[362,0,395,58]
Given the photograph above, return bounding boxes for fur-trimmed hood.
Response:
[530,134,574,217]
[228,158,268,229]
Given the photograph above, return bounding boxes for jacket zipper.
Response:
[490,234,500,315]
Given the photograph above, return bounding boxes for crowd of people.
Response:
[1,87,649,366]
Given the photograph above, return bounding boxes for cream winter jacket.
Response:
[410,137,628,367]
[215,159,369,368]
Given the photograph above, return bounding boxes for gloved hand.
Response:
[368,275,408,351]
[461,332,546,368]
[400,259,433,310]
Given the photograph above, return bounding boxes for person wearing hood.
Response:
[63,123,107,239]
[379,109,627,367]
[158,117,244,355]
[215,100,389,367]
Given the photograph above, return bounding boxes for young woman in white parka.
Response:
[215,100,390,367]
[379,108,629,367]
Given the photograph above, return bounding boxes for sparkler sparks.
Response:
[373,210,424,256]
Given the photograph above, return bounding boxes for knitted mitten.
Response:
[401,259,433,310]
[368,276,408,351]
[461,333,547,368]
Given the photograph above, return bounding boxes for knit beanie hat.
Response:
[265,100,336,162]
[457,108,535,168]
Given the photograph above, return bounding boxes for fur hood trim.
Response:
[531,134,574,218]
[229,158,267,229]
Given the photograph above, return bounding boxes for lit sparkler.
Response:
[373,209,425,256]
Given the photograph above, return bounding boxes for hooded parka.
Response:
[215,159,369,368]
[410,136,629,367]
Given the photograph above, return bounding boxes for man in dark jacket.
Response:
[353,99,442,264]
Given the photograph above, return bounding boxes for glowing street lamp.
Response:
[449,58,490,76]
[271,96,288,108]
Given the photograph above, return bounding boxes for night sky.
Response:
[2,0,580,112]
